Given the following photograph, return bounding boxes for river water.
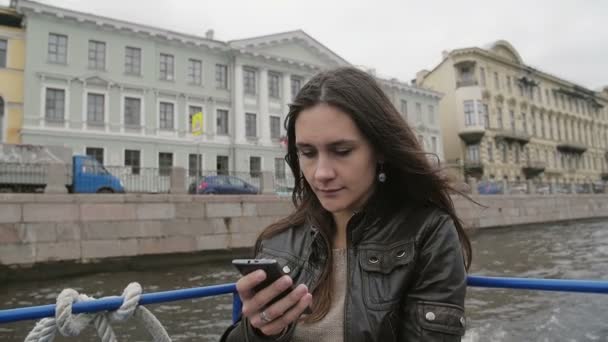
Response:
[1,219,607,341]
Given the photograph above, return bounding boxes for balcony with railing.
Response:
[494,129,531,145]
[458,128,485,144]
[556,141,587,154]
[522,161,546,178]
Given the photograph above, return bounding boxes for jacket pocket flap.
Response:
[359,241,414,274]
[417,301,466,336]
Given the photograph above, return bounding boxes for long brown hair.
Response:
[256,67,472,322]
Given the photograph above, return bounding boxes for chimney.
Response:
[416,70,430,86]
[441,50,450,59]
[205,29,214,40]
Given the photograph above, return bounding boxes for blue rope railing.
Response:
[1,275,607,325]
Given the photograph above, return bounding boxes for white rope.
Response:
[24,282,171,342]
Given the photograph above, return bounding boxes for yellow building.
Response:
[418,40,608,190]
[0,7,24,143]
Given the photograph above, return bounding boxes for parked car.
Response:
[188,175,259,194]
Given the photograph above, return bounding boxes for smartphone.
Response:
[232,258,312,314]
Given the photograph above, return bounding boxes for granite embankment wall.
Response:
[1,194,607,267]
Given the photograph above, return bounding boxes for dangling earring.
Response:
[378,162,387,183]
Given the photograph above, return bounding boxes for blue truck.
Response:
[0,144,124,193]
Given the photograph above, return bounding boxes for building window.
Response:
[159,53,174,81]
[459,66,473,83]
[500,143,507,163]
[48,33,68,64]
[428,105,435,124]
[269,72,281,98]
[487,143,493,162]
[291,77,302,99]
[417,135,424,148]
[88,40,106,70]
[87,93,105,126]
[400,100,408,120]
[540,113,545,138]
[215,64,228,89]
[464,100,475,126]
[431,137,437,153]
[125,46,141,75]
[415,103,422,122]
[250,156,261,177]
[246,113,257,137]
[124,97,141,127]
[189,153,203,177]
[476,100,485,127]
[159,102,174,130]
[483,104,489,129]
[217,155,229,175]
[188,59,202,85]
[188,105,203,133]
[546,89,551,106]
[86,147,104,165]
[494,72,500,90]
[522,112,527,133]
[274,158,285,179]
[216,109,229,135]
[506,76,512,93]
[510,110,515,132]
[0,39,6,68]
[244,68,257,95]
[514,145,520,164]
[531,111,537,136]
[159,152,173,176]
[270,116,281,139]
[124,149,140,175]
[497,107,503,129]
[0,97,3,141]
[45,88,65,122]
[466,144,480,162]
[479,67,486,87]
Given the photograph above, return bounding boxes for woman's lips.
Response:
[318,188,344,196]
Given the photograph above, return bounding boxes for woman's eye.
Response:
[335,149,351,156]
[298,150,315,158]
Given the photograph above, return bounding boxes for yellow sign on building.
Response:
[191,112,204,136]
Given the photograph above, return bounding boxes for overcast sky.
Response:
[3,0,607,90]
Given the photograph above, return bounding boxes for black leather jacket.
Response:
[221,204,467,341]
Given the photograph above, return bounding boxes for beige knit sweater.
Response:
[292,248,347,342]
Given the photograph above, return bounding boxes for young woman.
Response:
[221,67,472,341]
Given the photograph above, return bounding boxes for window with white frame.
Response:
[188,153,203,177]
[400,100,408,120]
[125,46,141,75]
[215,64,228,89]
[428,105,435,125]
[188,58,202,85]
[159,53,174,81]
[464,100,475,126]
[124,149,140,175]
[159,102,174,130]
[274,158,285,179]
[246,113,257,137]
[244,68,256,95]
[487,143,493,162]
[269,72,281,98]
[477,101,485,127]
[466,144,480,163]
[45,88,65,122]
[250,156,261,177]
[48,33,67,64]
[0,39,6,68]
[124,97,141,127]
[521,112,527,133]
[86,147,104,165]
[479,67,486,87]
[188,105,202,133]
[159,152,173,176]
[88,40,106,70]
[497,107,503,129]
[510,110,516,132]
[483,104,489,128]
[87,93,104,125]
[216,109,229,135]
[494,72,500,90]
[415,103,422,122]
[291,76,302,99]
[270,116,281,139]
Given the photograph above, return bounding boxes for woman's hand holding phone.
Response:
[235,266,313,336]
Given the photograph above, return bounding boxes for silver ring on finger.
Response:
[260,310,272,324]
